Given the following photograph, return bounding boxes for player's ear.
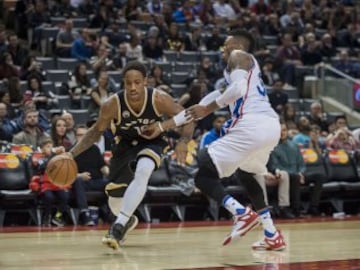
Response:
[143,76,148,87]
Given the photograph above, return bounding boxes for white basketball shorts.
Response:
[207,114,280,178]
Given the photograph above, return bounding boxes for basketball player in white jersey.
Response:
[143,30,286,250]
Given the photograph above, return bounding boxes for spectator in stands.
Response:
[256,170,295,219]
[199,113,227,150]
[6,33,28,67]
[20,55,45,81]
[106,22,126,48]
[264,13,281,36]
[165,23,185,52]
[197,0,215,25]
[199,57,219,84]
[275,33,303,87]
[88,70,113,117]
[7,76,23,109]
[205,26,224,51]
[72,125,111,223]
[71,28,94,61]
[319,33,337,59]
[24,75,58,110]
[125,33,144,62]
[90,45,113,73]
[147,0,163,15]
[0,89,18,120]
[68,62,91,109]
[268,80,288,114]
[56,19,77,57]
[300,0,316,24]
[333,50,355,76]
[51,116,73,151]
[172,0,197,23]
[309,125,326,155]
[29,137,69,226]
[212,0,236,23]
[267,122,304,216]
[150,65,170,91]
[143,33,164,61]
[123,0,143,21]
[113,42,128,71]
[283,103,299,138]
[0,102,19,142]
[12,108,49,148]
[51,0,78,17]
[307,102,328,133]
[251,0,271,15]
[301,33,322,66]
[78,0,95,15]
[327,127,359,152]
[89,4,111,29]
[0,26,7,54]
[293,116,312,148]
[184,26,205,51]
[262,58,280,86]
[0,53,19,80]
[28,0,51,49]
[61,111,76,145]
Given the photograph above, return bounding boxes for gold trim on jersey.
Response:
[124,87,148,117]
[114,94,121,125]
[138,148,161,168]
[152,88,162,117]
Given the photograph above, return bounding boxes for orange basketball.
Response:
[46,154,78,187]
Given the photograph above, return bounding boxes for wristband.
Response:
[173,110,191,127]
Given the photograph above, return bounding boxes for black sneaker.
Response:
[80,211,95,226]
[51,211,65,227]
[43,214,52,227]
[102,215,139,250]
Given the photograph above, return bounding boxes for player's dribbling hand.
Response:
[175,140,188,166]
[185,105,210,120]
[52,146,66,155]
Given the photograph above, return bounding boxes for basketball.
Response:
[46,154,78,187]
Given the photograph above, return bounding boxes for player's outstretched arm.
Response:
[69,95,118,158]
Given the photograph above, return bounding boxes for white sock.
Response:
[115,158,155,226]
[222,195,246,216]
[259,209,277,237]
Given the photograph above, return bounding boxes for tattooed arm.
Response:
[69,95,118,158]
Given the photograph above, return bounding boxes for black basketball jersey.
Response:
[111,87,163,143]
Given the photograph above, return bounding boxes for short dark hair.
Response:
[39,137,53,148]
[122,61,147,78]
[228,28,255,53]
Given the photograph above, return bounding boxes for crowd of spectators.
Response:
[0,0,359,225]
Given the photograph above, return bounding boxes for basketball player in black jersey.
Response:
[68,61,193,250]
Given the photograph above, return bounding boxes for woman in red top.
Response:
[51,116,73,151]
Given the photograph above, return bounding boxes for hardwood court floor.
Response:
[0,218,359,270]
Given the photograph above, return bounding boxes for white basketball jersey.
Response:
[222,55,278,134]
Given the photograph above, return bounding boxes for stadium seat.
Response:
[36,57,56,70]
[163,50,178,62]
[57,58,79,71]
[56,95,71,109]
[50,17,66,26]
[46,70,70,84]
[0,153,38,226]
[174,62,196,73]
[68,109,90,125]
[80,95,91,109]
[72,18,88,28]
[107,71,122,83]
[170,84,188,98]
[263,35,279,46]
[41,81,56,94]
[201,51,220,63]
[179,51,201,63]
[171,72,189,84]
[152,61,173,73]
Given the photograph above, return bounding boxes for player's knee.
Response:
[134,157,156,180]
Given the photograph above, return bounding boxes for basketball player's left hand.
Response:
[175,140,188,166]
[186,105,210,120]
